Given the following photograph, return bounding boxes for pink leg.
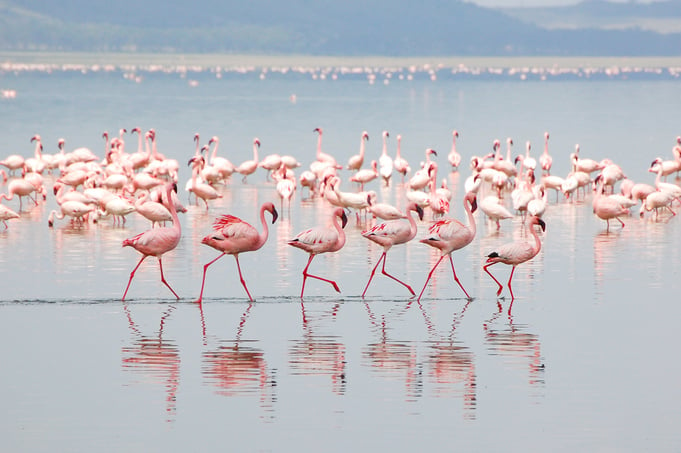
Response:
[506,265,517,301]
[301,254,340,299]
[617,217,625,227]
[195,253,225,303]
[483,262,504,296]
[380,253,415,296]
[448,255,470,299]
[123,255,148,301]
[362,252,386,298]
[158,258,180,299]
[234,254,254,301]
[417,255,445,302]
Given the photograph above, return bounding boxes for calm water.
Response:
[2,61,681,452]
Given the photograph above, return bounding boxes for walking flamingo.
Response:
[122,183,181,301]
[0,204,20,229]
[288,207,348,298]
[483,215,546,301]
[361,202,424,297]
[196,202,278,303]
[418,182,480,301]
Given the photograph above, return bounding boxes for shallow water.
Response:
[2,64,681,451]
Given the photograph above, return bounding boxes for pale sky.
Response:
[468,0,660,7]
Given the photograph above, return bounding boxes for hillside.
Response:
[0,0,680,55]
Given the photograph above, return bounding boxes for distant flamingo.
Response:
[350,160,378,190]
[122,183,181,301]
[378,130,393,186]
[361,202,424,297]
[393,134,410,181]
[539,132,552,175]
[347,131,369,171]
[418,181,480,301]
[187,154,222,210]
[313,127,341,169]
[288,207,348,298]
[592,175,630,230]
[448,130,462,171]
[235,138,261,182]
[196,202,278,303]
[483,215,546,300]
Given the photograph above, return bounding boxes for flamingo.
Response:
[347,131,369,171]
[187,154,222,210]
[366,192,406,220]
[0,204,20,229]
[361,202,424,297]
[122,183,181,301]
[0,178,41,211]
[393,134,410,181]
[288,207,348,298]
[479,195,513,229]
[592,176,629,231]
[650,157,681,202]
[483,215,546,300]
[378,130,393,186]
[448,130,462,171]
[207,136,235,181]
[350,160,378,190]
[539,132,552,175]
[275,163,296,216]
[313,127,341,169]
[196,202,278,303]
[47,200,95,227]
[418,181,480,301]
[134,191,172,227]
[235,138,260,182]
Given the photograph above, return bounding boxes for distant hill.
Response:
[0,0,680,55]
[501,0,681,34]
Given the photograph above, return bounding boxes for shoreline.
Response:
[2,51,681,70]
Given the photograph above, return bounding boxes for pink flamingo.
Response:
[539,132,552,175]
[196,202,278,303]
[483,215,546,300]
[288,207,348,298]
[418,186,479,301]
[361,202,424,297]
[347,131,369,171]
[122,183,181,301]
[447,130,461,171]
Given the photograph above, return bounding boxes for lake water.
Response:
[2,57,681,452]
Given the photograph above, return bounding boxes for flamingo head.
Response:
[209,136,219,145]
[264,202,279,224]
[414,203,425,221]
[383,130,389,139]
[362,131,369,140]
[532,216,546,232]
[453,130,459,138]
[545,131,550,140]
[58,138,65,150]
[427,148,437,157]
[30,134,41,143]
[254,138,261,147]
[338,209,348,228]
[194,133,200,143]
[493,139,501,150]
[131,127,141,134]
[313,127,322,135]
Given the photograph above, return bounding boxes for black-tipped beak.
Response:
[416,204,424,220]
[471,197,478,213]
[537,218,546,231]
[271,207,279,224]
[340,211,348,228]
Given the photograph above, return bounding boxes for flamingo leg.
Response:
[195,253,226,303]
[234,254,254,302]
[122,255,148,301]
[617,217,625,227]
[301,254,340,298]
[381,253,415,296]
[361,252,386,298]
[448,255,471,299]
[417,255,446,302]
[158,258,180,299]
[506,265,517,301]
[483,262,504,296]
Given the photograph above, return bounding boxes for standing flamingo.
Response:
[235,138,261,182]
[378,130,393,186]
[361,202,424,297]
[196,202,278,303]
[347,131,369,171]
[418,185,479,301]
[122,183,181,301]
[447,130,461,171]
[539,132,552,175]
[483,215,546,300]
[393,134,410,181]
[288,207,348,298]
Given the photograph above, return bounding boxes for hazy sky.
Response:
[469,0,659,7]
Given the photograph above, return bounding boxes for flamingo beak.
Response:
[416,205,424,220]
[471,197,478,213]
[271,207,279,224]
[340,211,348,228]
[537,218,546,232]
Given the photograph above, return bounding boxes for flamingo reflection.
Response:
[201,303,277,416]
[121,303,180,422]
[484,301,545,388]
[289,303,346,395]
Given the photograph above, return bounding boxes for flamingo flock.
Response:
[2,127,681,302]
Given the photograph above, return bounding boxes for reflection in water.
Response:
[484,301,545,391]
[121,303,180,423]
[200,303,277,419]
[289,303,346,395]
[592,229,620,297]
